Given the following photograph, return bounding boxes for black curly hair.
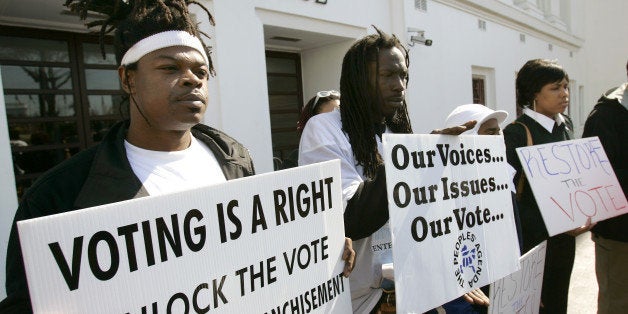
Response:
[64,0,215,74]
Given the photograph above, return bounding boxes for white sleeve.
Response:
[298,114,363,203]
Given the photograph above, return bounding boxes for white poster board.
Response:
[383,134,521,313]
[489,241,546,314]
[18,160,351,313]
[516,136,628,236]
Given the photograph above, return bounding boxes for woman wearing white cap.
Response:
[438,104,523,314]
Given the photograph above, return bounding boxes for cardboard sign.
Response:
[516,136,628,236]
[383,134,520,313]
[18,160,351,314]
[489,241,546,314]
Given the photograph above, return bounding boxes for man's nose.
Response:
[392,75,406,91]
[181,69,203,87]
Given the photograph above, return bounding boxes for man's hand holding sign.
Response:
[383,134,520,313]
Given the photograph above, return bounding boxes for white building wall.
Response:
[138,0,614,172]
[199,0,385,173]
[580,0,628,129]
[301,41,354,102]
[402,0,584,133]
[194,0,275,173]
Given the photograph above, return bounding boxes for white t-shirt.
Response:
[299,109,391,313]
[125,136,226,196]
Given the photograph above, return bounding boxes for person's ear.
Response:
[118,66,135,94]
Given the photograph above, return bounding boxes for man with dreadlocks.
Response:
[299,27,475,313]
[0,1,252,312]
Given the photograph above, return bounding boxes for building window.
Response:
[414,0,427,12]
[471,66,495,109]
[472,77,486,105]
[1,27,124,199]
[265,51,303,170]
[478,19,487,31]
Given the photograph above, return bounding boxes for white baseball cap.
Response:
[444,104,508,135]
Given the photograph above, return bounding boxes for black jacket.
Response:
[583,85,628,242]
[503,113,573,253]
[0,121,255,313]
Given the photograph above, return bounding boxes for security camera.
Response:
[407,28,433,47]
[410,35,433,46]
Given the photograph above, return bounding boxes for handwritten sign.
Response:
[489,241,546,314]
[516,137,628,236]
[18,161,351,313]
[383,134,520,313]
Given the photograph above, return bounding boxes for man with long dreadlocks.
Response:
[299,28,475,313]
[0,1,252,312]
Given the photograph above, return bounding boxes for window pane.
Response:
[9,121,79,147]
[85,69,121,90]
[472,78,485,105]
[82,43,117,65]
[266,57,296,74]
[271,113,299,130]
[1,65,72,89]
[88,94,125,116]
[13,144,80,200]
[268,95,300,111]
[4,94,75,118]
[12,147,77,175]
[267,76,298,93]
[0,36,69,62]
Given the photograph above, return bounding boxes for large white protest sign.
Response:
[383,134,520,313]
[18,160,351,314]
[516,136,628,236]
[489,241,546,314]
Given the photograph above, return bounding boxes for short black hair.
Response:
[516,59,569,109]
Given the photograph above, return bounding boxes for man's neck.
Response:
[126,124,192,151]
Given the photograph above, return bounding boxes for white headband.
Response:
[120,30,209,66]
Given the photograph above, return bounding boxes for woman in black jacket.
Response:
[503,59,590,314]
